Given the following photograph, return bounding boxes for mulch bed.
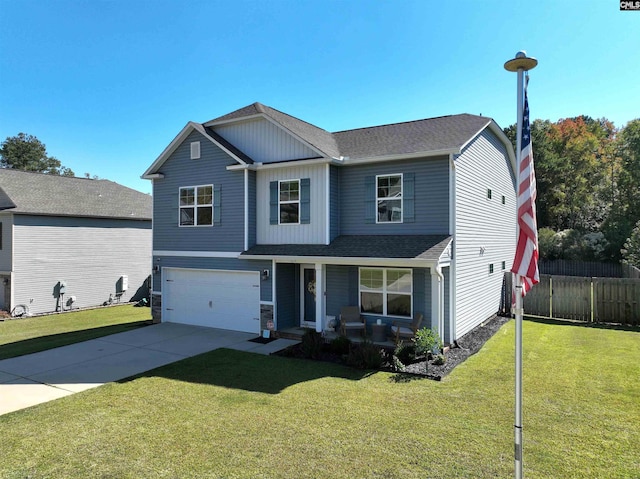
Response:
[275,314,511,381]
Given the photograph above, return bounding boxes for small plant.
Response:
[346,339,383,369]
[433,354,446,366]
[300,330,324,359]
[413,327,442,370]
[393,342,416,367]
[330,335,351,355]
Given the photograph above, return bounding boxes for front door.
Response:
[301,265,316,327]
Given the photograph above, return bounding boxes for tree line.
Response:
[504,117,640,267]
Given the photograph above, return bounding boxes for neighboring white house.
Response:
[0,169,152,316]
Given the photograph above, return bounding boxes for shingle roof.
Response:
[242,235,452,262]
[207,103,492,161]
[0,169,151,220]
[208,102,340,159]
[334,114,491,159]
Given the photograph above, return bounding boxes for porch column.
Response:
[431,267,444,339]
[315,263,325,333]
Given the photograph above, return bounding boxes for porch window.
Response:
[179,185,213,226]
[376,174,402,223]
[279,179,300,224]
[359,268,412,317]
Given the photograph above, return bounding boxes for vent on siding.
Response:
[191,141,201,160]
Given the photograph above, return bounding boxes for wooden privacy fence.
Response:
[522,274,640,325]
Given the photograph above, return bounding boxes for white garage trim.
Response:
[162,267,261,334]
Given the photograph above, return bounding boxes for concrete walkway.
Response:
[0,323,299,416]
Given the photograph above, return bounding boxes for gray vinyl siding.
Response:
[153,255,272,303]
[0,213,12,272]
[340,157,450,235]
[276,263,298,329]
[454,129,517,338]
[12,215,151,315]
[256,163,327,244]
[326,264,355,318]
[153,130,245,252]
[214,118,319,163]
[248,169,257,248]
[330,165,340,240]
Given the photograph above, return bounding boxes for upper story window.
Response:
[279,180,300,224]
[377,174,402,223]
[179,185,213,226]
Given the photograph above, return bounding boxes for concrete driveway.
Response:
[0,322,298,416]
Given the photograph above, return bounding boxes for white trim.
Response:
[153,250,241,258]
[227,156,331,171]
[358,267,413,319]
[240,254,434,268]
[244,169,249,251]
[204,113,265,127]
[375,173,403,224]
[341,149,459,165]
[178,184,213,227]
[151,290,162,296]
[145,173,164,179]
[325,163,330,245]
[259,301,274,305]
[278,179,301,225]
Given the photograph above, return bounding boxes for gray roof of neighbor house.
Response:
[0,169,152,220]
[207,102,492,161]
[242,235,452,262]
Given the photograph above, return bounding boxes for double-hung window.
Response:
[179,185,213,226]
[377,174,402,223]
[279,179,300,224]
[359,268,412,317]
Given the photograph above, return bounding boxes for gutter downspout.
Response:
[431,264,445,343]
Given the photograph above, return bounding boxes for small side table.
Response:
[370,323,386,342]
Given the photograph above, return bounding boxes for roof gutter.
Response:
[239,254,436,268]
[340,148,459,165]
[226,156,335,171]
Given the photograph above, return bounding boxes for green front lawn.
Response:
[0,305,151,360]
[0,319,638,478]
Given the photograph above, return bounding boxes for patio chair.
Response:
[339,306,366,337]
[390,313,424,344]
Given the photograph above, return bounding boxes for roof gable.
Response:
[0,169,151,220]
[142,122,251,178]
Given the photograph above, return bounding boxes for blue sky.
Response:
[1,0,638,194]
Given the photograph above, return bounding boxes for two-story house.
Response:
[142,102,516,344]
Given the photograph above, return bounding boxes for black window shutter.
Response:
[213,185,222,225]
[403,173,415,223]
[300,178,311,224]
[364,176,375,223]
[269,181,278,225]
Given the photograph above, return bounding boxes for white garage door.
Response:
[163,268,261,333]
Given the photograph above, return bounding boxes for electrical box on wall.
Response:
[117,275,128,294]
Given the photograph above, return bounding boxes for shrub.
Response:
[414,327,442,357]
[330,335,351,355]
[346,340,383,369]
[393,342,416,366]
[433,354,446,366]
[300,330,324,359]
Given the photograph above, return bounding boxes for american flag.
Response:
[511,89,539,295]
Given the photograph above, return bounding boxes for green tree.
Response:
[0,133,74,176]
[621,220,640,269]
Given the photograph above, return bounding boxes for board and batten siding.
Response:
[454,129,516,338]
[214,118,319,163]
[330,165,340,240]
[247,169,257,248]
[152,130,245,252]
[339,157,450,235]
[256,163,328,244]
[153,256,272,303]
[12,215,151,315]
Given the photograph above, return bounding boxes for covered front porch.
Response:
[241,235,453,345]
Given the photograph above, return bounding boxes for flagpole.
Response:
[504,51,537,479]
